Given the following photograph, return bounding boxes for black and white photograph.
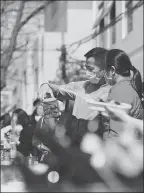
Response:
[0,0,143,192]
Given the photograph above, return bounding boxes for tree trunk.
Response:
[1,1,54,90]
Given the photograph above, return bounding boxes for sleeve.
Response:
[48,83,76,101]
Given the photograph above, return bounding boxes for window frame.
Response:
[110,1,116,44]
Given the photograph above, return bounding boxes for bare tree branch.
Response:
[19,1,53,31]
[1,0,55,90]
[1,1,54,69]
[1,1,25,69]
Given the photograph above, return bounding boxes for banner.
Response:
[44,1,67,32]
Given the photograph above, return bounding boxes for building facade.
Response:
[92,0,143,79]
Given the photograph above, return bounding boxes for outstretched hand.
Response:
[105,105,143,134]
[105,105,130,122]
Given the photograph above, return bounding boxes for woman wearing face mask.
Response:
[104,49,143,140]
[39,47,109,147]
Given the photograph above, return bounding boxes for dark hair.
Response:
[12,108,30,128]
[0,113,11,128]
[105,49,142,98]
[33,98,41,107]
[84,47,108,69]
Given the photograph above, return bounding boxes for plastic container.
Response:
[10,141,17,159]
[2,148,11,165]
[26,154,38,165]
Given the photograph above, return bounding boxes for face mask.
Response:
[105,73,112,80]
[35,116,42,122]
[86,71,101,84]
[104,72,114,85]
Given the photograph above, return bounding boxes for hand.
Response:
[39,144,50,152]
[104,106,143,177]
[15,140,20,145]
[105,139,143,178]
[104,106,143,134]
[104,105,130,122]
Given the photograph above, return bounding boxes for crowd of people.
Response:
[1,47,143,192]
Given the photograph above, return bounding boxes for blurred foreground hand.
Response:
[105,105,143,135]
[104,106,143,178]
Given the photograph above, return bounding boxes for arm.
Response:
[33,132,51,152]
[39,82,82,101]
[48,83,76,101]
[105,106,143,134]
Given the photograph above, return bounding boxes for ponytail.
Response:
[131,66,142,98]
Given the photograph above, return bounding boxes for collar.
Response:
[116,77,131,84]
[109,77,131,93]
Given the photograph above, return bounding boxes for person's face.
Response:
[85,57,104,83]
[36,105,44,116]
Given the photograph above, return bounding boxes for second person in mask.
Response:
[103,49,143,140]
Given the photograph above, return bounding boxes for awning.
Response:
[92,0,114,29]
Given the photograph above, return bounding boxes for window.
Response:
[100,18,105,47]
[110,1,116,44]
[122,1,127,39]
[126,0,133,33]
[99,1,105,47]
